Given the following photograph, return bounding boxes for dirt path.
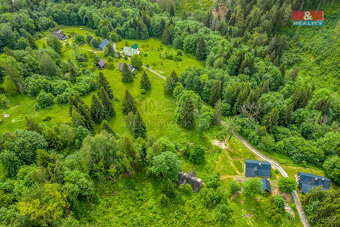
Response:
[212,139,240,175]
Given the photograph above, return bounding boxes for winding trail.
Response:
[145,66,310,227]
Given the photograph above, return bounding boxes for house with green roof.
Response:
[132,43,138,49]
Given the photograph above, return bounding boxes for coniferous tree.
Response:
[104,43,115,57]
[140,71,151,91]
[122,63,133,83]
[98,87,115,118]
[169,5,175,17]
[126,112,135,133]
[212,99,222,125]
[196,36,206,60]
[159,19,166,37]
[98,72,114,99]
[72,109,86,128]
[26,32,38,50]
[122,90,137,115]
[25,117,42,133]
[164,71,178,95]
[170,70,178,82]
[162,24,171,45]
[68,61,78,83]
[90,94,106,123]
[77,103,94,131]
[209,80,222,107]
[101,120,115,135]
[134,111,147,139]
[263,107,279,132]
[178,95,195,129]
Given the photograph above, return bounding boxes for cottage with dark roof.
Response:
[178,171,202,192]
[261,178,271,193]
[297,172,331,193]
[51,30,67,40]
[97,59,106,69]
[118,62,135,72]
[245,160,271,178]
[99,39,110,50]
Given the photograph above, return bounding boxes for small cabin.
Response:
[123,46,140,57]
[99,39,110,50]
[178,171,203,193]
[97,59,106,69]
[51,30,67,40]
[245,160,271,178]
[297,172,330,193]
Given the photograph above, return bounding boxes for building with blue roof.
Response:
[99,39,110,50]
[297,172,330,193]
[245,160,271,178]
[132,43,138,49]
[261,178,271,193]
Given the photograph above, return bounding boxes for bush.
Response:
[160,194,169,207]
[140,89,146,95]
[55,92,70,104]
[35,91,54,109]
[229,180,241,195]
[273,195,285,210]
[0,94,9,108]
[278,177,297,193]
[206,173,221,189]
[162,179,176,198]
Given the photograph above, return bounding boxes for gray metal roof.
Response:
[298,172,330,193]
[178,171,202,193]
[97,59,106,68]
[99,39,110,50]
[245,159,271,177]
[261,178,271,192]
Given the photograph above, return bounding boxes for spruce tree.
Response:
[134,111,147,139]
[101,120,115,135]
[169,5,175,17]
[126,112,135,133]
[140,71,151,91]
[72,109,86,128]
[77,103,94,131]
[162,24,171,45]
[209,80,222,107]
[90,94,106,123]
[178,95,195,129]
[212,99,222,125]
[98,87,115,118]
[26,32,38,50]
[98,72,114,99]
[69,61,78,83]
[122,63,133,83]
[159,19,166,36]
[104,43,115,57]
[122,90,137,115]
[196,36,206,60]
[170,70,178,82]
[164,71,178,95]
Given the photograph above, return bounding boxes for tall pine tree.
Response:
[178,95,195,129]
[196,36,206,60]
[122,63,133,83]
[169,5,175,17]
[90,94,106,123]
[209,80,222,107]
[101,120,115,135]
[98,72,114,99]
[77,103,94,131]
[164,71,178,95]
[98,87,115,118]
[212,99,222,125]
[134,111,147,139]
[26,32,38,50]
[122,90,137,115]
[162,24,171,45]
[140,71,151,91]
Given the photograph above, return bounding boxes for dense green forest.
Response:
[0,0,339,226]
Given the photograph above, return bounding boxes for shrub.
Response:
[160,194,169,207]
[140,89,146,94]
[35,91,54,109]
[0,94,9,108]
[55,92,70,104]
[273,195,285,210]
[243,178,262,197]
[229,180,241,195]
[278,177,297,193]
[206,173,221,189]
